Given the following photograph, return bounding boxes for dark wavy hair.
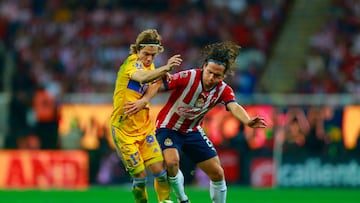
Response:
[201,41,241,76]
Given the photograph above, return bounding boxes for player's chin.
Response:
[143,62,152,67]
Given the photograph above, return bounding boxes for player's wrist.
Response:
[244,118,252,126]
[140,97,150,105]
[165,64,172,72]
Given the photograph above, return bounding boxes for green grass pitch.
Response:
[1,186,359,203]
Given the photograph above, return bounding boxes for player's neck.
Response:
[202,83,216,91]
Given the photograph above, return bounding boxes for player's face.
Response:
[202,62,225,91]
[137,46,159,67]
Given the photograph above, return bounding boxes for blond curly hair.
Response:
[130,29,164,54]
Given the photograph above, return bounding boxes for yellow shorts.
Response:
[110,125,164,176]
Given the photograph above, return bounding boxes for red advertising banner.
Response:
[250,158,274,188]
[217,149,240,184]
[0,150,88,189]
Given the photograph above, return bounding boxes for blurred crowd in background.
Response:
[0,0,290,97]
[0,0,359,185]
[0,0,291,149]
[294,0,360,94]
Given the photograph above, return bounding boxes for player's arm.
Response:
[227,102,267,128]
[123,71,174,116]
[131,54,182,84]
[123,80,162,116]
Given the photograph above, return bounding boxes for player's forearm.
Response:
[142,82,161,103]
[228,103,251,125]
[132,65,170,84]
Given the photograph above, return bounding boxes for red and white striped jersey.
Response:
[156,69,236,133]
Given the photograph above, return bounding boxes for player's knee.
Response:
[148,161,166,175]
[164,160,179,177]
[208,166,225,181]
[165,158,179,168]
[132,169,147,178]
[153,170,168,182]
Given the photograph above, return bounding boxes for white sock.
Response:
[168,170,188,201]
[210,180,227,203]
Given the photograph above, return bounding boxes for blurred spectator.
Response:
[304,107,327,155]
[32,85,59,149]
[60,117,83,150]
[5,59,36,149]
[321,105,346,157]
[278,107,310,155]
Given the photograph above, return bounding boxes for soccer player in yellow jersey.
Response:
[110,29,182,203]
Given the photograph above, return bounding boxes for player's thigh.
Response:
[182,130,217,163]
[111,125,145,175]
[140,133,164,169]
[197,156,224,181]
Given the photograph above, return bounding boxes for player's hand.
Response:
[164,72,172,82]
[166,54,182,71]
[247,116,267,128]
[123,99,148,116]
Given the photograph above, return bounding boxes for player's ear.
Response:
[202,62,208,69]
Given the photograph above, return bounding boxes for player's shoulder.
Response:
[172,69,193,80]
[123,54,142,69]
[220,80,235,92]
[220,80,230,87]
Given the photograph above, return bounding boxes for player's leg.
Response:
[156,128,189,203]
[132,170,149,203]
[197,156,227,203]
[148,161,172,202]
[163,148,189,202]
[111,125,149,202]
[183,129,226,203]
[142,133,172,202]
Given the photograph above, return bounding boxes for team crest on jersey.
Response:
[196,98,205,107]
[146,135,155,143]
[164,138,173,146]
[133,61,143,70]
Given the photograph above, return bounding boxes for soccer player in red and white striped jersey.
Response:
[157,42,266,203]
[126,41,267,203]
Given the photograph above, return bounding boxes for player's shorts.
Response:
[110,125,164,176]
[156,128,217,164]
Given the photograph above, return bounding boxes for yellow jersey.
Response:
[110,54,154,136]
